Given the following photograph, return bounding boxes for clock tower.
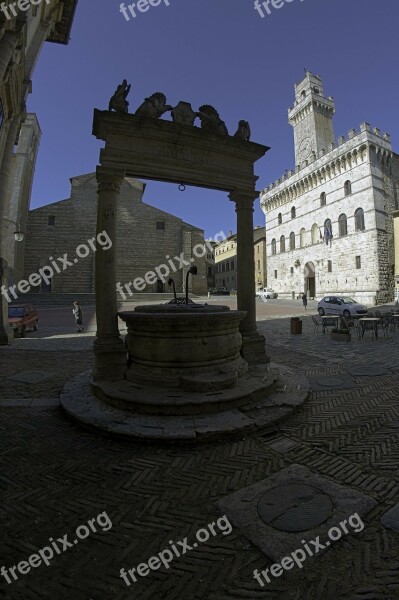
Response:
[288,71,335,166]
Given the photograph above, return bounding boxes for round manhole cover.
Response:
[316,377,346,388]
[257,484,333,532]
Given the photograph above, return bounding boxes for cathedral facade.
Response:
[24,173,208,297]
[261,72,399,305]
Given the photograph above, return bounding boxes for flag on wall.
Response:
[324,223,333,246]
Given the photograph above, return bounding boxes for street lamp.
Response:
[3,218,24,242]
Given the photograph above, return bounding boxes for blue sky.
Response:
[28,0,399,238]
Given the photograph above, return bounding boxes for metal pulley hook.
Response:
[178,184,186,192]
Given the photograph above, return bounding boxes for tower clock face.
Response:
[299,137,312,159]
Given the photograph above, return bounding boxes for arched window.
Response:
[280,235,286,252]
[278,213,282,225]
[300,228,306,248]
[320,192,326,207]
[344,180,352,196]
[355,208,365,231]
[324,219,333,244]
[338,214,347,237]
[311,224,319,245]
[291,206,296,219]
[271,238,277,255]
[289,232,296,250]
[301,90,306,99]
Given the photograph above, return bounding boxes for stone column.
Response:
[0,30,19,85]
[93,168,127,381]
[0,259,13,345]
[0,116,22,255]
[230,190,269,364]
[0,116,22,346]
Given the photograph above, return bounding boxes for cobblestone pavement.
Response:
[1,318,399,599]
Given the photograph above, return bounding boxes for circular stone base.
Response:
[60,364,310,442]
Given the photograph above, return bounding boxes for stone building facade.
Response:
[6,114,41,284]
[0,0,77,271]
[0,0,77,343]
[261,72,399,305]
[24,173,208,296]
[214,226,267,291]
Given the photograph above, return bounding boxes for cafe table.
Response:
[359,317,380,339]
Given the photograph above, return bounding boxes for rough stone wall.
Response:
[377,157,396,303]
[23,174,207,296]
[394,211,399,300]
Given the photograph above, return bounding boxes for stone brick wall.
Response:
[24,174,207,296]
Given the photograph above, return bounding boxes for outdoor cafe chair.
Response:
[322,316,337,334]
[380,315,391,338]
[360,319,378,340]
[311,315,322,333]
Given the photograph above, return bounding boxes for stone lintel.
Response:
[92,110,269,193]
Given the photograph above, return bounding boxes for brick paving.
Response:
[1,317,399,599]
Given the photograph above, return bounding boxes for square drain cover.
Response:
[217,464,377,561]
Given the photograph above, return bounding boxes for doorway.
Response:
[304,261,315,299]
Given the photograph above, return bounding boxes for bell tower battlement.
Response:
[288,71,335,166]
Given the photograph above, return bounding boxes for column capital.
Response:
[96,167,125,192]
[229,189,259,208]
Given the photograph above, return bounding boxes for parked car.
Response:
[210,287,230,296]
[256,288,278,299]
[317,296,368,318]
[8,304,39,337]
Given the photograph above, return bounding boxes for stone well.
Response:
[61,301,310,440]
[119,304,248,391]
[85,303,285,426]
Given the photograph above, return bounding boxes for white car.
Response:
[256,288,278,299]
[317,296,368,318]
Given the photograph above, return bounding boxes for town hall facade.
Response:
[261,72,399,306]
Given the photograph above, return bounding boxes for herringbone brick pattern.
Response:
[2,327,399,599]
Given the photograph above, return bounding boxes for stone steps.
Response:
[60,364,310,442]
[92,370,279,416]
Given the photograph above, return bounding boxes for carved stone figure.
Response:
[196,105,228,136]
[234,120,251,141]
[135,92,172,119]
[171,101,197,126]
[108,79,131,113]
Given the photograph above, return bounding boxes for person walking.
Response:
[302,293,308,310]
[73,300,84,333]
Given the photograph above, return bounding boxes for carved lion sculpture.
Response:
[135,92,173,119]
[234,120,251,141]
[196,105,228,136]
[108,79,131,113]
